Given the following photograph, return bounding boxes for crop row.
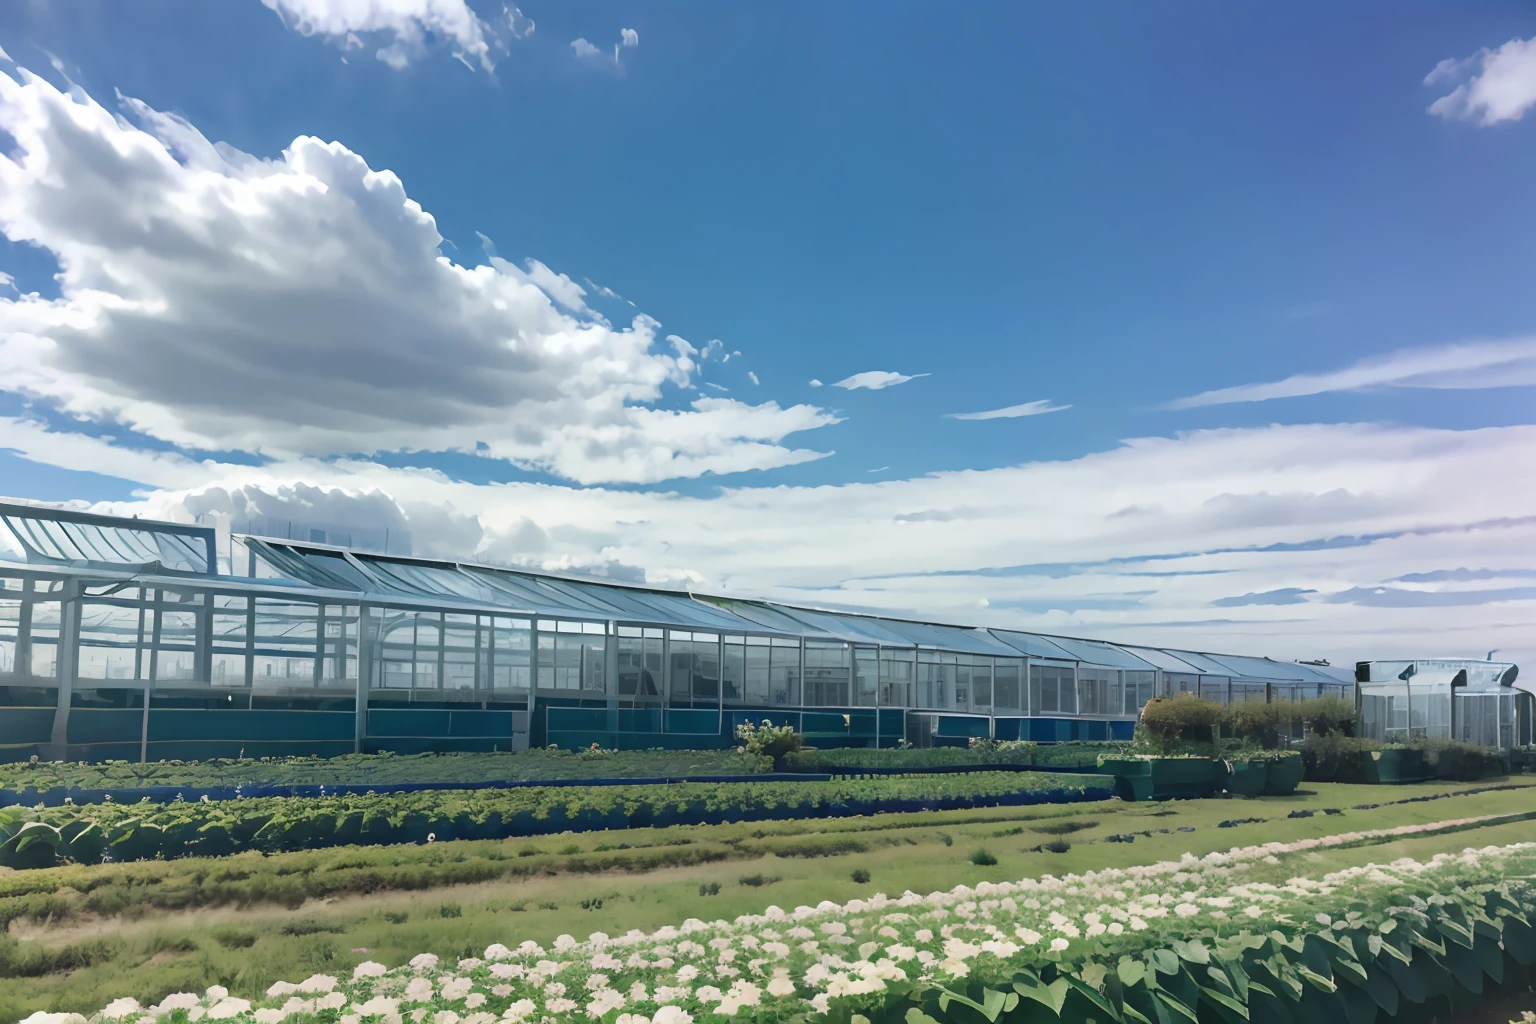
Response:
[47,838,1536,1024]
[0,771,1107,868]
[782,741,1120,773]
[0,749,772,793]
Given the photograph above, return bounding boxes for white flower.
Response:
[433,1012,460,1024]
[1049,938,1069,953]
[485,944,513,961]
[696,986,724,1004]
[652,1008,694,1024]
[410,953,440,972]
[403,978,435,1003]
[354,962,389,980]
[300,975,339,994]
[465,994,487,1010]
[766,977,797,997]
[353,997,402,1018]
[208,999,252,1020]
[254,1010,286,1024]
[1014,927,1042,945]
[501,999,537,1021]
[491,986,512,998]
[318,993,348,1011]
[101,999,143,1020]
[584,988,625,1018]
[545,999,578,1014]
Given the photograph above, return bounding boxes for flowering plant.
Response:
[36,823,1536,1024]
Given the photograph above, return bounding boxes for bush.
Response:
[850,868,870,884]
[1299,695,1357,737]
[1137,695,1227,753]
[1042,840,1071,854]
[734,720,803,761]
[1228,701,1290,748]
[1299,733,1379,782]
[968,848,997,866]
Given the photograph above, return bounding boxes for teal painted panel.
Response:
[0,708,54,745]
[148,709,354,743]
[67,708,142,745]
[366,709,451,737]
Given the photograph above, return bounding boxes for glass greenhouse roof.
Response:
[0,502,1356,681]
[0,501,215,574]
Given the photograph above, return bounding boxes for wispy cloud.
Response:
[808,379,823,388]
[946,399,1070,421]
[1426,36,1536,126]
[1211,587,1317,608]
[748,371,760,386]
[260,0,528,71]
[833,370,928,391]
[1167,337,1536,409]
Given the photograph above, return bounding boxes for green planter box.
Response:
[1096,756,1154,802]
[1149,757,1223,799]
[1363,747,1430,784]
[1262,754,1303,795]
[1223,758,1268,797]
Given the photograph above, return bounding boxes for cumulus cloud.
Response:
[1426,36,1536,125]
[833,370,929,391]
[1167,337,1536,409]
[946,399,1070,421]
[7,417,1536,667]
[572,27,639,69]
[0,67,838,484]
[260,0,529,71]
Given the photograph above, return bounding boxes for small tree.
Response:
[1137,694,1227,754]
[735,719,802,760]
[1229,701,1294,749]
[1300,695,1356,737]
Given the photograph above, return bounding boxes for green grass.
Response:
[0,778,1532,1022]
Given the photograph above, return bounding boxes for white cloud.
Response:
[572,27,638,70]
[808,379,823,388]
[0,66,838,484]
[833,370,929,391]
[1427,36,1536,125]
[946,399,1070,421]
[260,0,520,71]
[1167,337,1536,409]
[9,418,1536,668]
[748,372,761,386]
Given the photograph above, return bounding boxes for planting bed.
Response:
[0,772,1108,868]
[0,750,772,793]
[36,834,1536,1024]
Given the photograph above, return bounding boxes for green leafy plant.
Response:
[968,847,997,866]
[850,868,870,883]
[734,720,803,760]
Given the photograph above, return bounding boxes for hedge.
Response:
[783,742,1122,774]
[0,749,773,793]
[45,838,1536,1024]
[0,771,1108,868]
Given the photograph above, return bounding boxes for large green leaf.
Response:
[1335,981,1379,1024]
[1502,917,1536,966]
[1381,959,1426,1005]
[1441,943,1483,995]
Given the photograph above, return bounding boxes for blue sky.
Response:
[1,1,1535,666]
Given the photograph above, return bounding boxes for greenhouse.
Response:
[0,500,1357,762]
[1356,658,1530,749]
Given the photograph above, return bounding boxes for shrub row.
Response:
[1302,735,1509,783]
[0,749,773,793]
[0,771,1107,869]
[782,741,1122,774]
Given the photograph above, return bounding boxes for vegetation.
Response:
[0,771,1107,868]
[782,740,1121,773]
[733,720,803,761]
[0,748,774,793]
[1136,694,1230,753]
[2,778,1532,1020]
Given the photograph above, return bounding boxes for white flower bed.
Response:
[27,819,1534,1024]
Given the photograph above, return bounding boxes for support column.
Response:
[47,578,81,756]
[355,603,373,753]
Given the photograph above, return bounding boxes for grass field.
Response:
[3,777,1534,1020]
